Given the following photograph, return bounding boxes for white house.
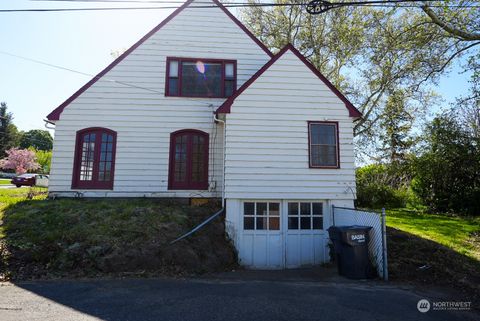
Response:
[46,0,362,269]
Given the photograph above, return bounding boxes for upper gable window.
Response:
[166,57,236,98]
[308,121,339,168]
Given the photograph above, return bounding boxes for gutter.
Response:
[44,119,56,130]
[213,112,226,207]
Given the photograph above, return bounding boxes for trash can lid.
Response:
[328,225,372,245]
[329,225,372,232]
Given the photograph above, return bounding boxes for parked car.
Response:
[11,174,49,188]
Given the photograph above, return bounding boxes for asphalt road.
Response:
[0,276,477,321]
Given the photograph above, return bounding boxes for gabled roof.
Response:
[216,44,362,118]
[46,0,273,121]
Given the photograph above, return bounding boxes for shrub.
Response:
[356,164,398,208]
[356,163,419,209]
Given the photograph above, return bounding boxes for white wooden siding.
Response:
[49,0,271,197]
[224,49,356,200]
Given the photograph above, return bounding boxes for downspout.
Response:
[213,112,226,207]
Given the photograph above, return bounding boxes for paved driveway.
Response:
[0,274,477,321]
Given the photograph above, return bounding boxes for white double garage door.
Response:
[226,200,331,269]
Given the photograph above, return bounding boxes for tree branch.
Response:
[421,4,480,41]
[415,41,480,89]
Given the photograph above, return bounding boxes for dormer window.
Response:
[166,57,236,98]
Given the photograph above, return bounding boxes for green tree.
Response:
[454,52,480,139]
[241,0,478,158]
[378,90,415,162]
[19,129,53,151]
[29,148,52,174]
[0,102,21,157]
[413,115,480,215]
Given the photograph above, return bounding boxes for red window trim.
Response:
[168,129,209,190]
[307,121,340,169]
[71,127,117,190]
[165,57,237,98]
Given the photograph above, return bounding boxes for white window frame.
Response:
[243,201,281,231]
[287,201,324,230]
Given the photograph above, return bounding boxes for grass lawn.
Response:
[386,208,480,260]
[0,188,235,280]
[0,179,12,185]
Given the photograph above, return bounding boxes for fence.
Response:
[332,206,388,280]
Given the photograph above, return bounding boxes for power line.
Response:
[1,1,477,12]
[28,0,448,3]
[0,50,165,95]
[3,4,296,12]
[31,0,215,3]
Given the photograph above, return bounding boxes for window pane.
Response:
[288,202,298,216]
[244,217,254,230]
[224,80,234,97]
[313,217,323,230]
[300,203,311,215]
[300,217,311,229]
[269,203,280,216]
[168,78,178,95]
[169,60,178,78]
[311,124,336,145]
[311,145,337,167]
[174,134,187,182]
[256,217,267,230]
[257,203,267,216]
[288,216,299,229]
[79,133,95,181]
[312,203,323,215]
[191,135,205,183]
[325,146,337,165]
[225,63,234,78]
[244,202,255,215]
[98,134,113,182]
[181,61,222,97]
[269,217,280,230]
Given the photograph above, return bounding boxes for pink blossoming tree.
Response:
[0,148,40,174]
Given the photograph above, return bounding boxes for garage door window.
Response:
[244,202,280,230]
[288,202,323,230]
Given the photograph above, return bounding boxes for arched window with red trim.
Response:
[72,127,117,189]
[168,129,209,190]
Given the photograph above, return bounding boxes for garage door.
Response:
[238,200,327,269]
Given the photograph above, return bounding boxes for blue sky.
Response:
[0,0,472,132]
